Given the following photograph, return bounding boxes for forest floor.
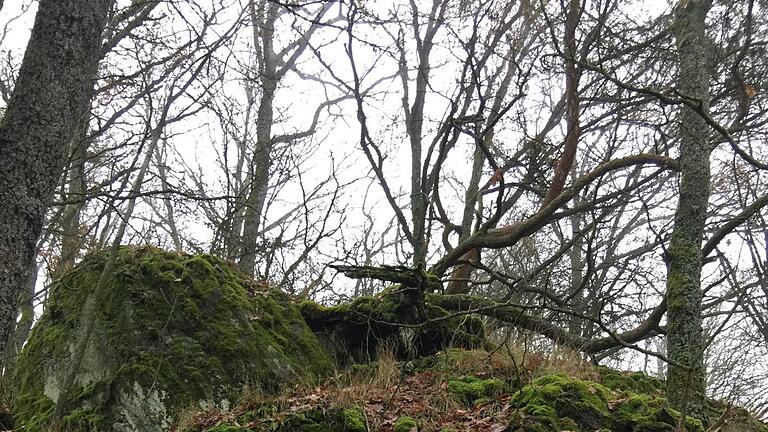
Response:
[174,347,767,432]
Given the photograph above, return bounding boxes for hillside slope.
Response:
[178,349,768,432]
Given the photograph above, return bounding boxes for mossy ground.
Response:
[13,246,333,431]
[9,247,767,432]
[508,373,706,432]
[180,348,768,432]
[393,416,418,432]
[447,375,506,407]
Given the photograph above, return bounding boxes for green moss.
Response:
[62,407,104,431]
[11,394,53,432]
[508,373,707,432]
[448,375,506,406]
[204,425,248,432]
[341,407,367,431]
[595,366,664,395]
[510,374,611,431]
[393,416,418,432]
[14,246,334,431]
[274,407,367,432]
[610,393,701,432]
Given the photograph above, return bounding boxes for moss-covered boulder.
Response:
[13,246,333,432]
[507,373,704,432]
[300,290,485,364]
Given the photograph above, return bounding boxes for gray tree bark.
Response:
[666,0,713,421]
[238,0,334,275]
[55,117,90,279]
[238,1,279,275]
[0,262,35,395]
[0,0,113,354]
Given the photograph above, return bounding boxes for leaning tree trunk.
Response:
[666,0,713,421]
[0,0,113,354]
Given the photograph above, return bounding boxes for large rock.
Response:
[13,246,333,432]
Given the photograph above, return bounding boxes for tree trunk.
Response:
[238,1,278,276]
[665,0,713,421]
[55,118,90,279]
[0,0,113,354]
[0,262,36,397]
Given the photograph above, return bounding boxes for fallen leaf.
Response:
[608,396,630,410]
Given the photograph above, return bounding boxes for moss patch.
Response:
[273,407,367,432]
[508,373,705,432]
[394,415,418,432]
[13,246,333,431]
[510,373,611,431]
[595,365,665,395]
[448,376,506,406]
[610,393,703,432]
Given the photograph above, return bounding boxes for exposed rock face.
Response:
[13,246,333,431]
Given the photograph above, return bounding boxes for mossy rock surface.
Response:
[595,366,665,395]
[300,289,485,364]
[507,373,704,432]
[448,375,506,407]
[13,246,333,432]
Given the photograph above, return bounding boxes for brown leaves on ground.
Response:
[269,368,515,432]
[183,347,597,432]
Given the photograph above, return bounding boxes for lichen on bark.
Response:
[665,0,713,421]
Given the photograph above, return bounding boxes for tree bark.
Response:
[665,0,713,421]
[0,0,113,354]
[237,0,334,275]
[0,262,35,395]
[238,1,278,276]
[55,117,91,279]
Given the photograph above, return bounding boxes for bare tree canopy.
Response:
[1,0,768,424]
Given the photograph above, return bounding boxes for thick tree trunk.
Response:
[666,0,713,421]
[0,0,112,354]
